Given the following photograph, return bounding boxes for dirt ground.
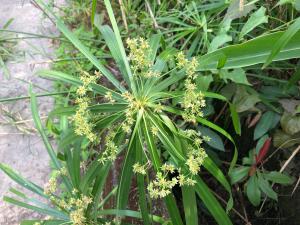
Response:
[0,0,63,224]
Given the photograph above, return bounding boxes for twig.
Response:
[258,138,300,169]
[291,175,300,196]
[212,190,249,224]
[118,0,128,32]
[235,184,249,223]
[31,0,56,25]
[145,0,159,29]
[259,145,300,213]
[239,0,244,12]
[0,132,34,135]
[214,102,228,123]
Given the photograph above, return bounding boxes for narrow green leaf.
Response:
[91,0,97,28]
[229,103,241,135]
[286,65,300,89]
[136,130,151,225]
[103,0,135,93]
[195,177,233,225]
[117,110,144,211]
[21,220,66,225]
[3,196,69,220]
[30,88,72,192]
[198,30,300,70]
[182,186,198,225]
[263,17,300,68]
[142,116,184,225]
[98,25,130,86]
[203,157,234,211]
[37,70,124,101]
[34,0,125,92]
[98,209,166,224]
[30,88,61,170]
[0,163,45,197]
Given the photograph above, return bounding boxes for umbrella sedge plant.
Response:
[1,0,239,224]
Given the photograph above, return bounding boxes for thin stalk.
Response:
[0,91,74,103]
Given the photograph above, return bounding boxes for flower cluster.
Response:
[186,147,207,175]
[98,129,118,164]
[177,173,197,186]
[147,163,197,199]
[176,52,206,123]
[104,91,116,104]
[44,167,67,195]
[127,37,151,71]
[54,193,92,225]
[133,162,147,175]
[147,171,178,199]
[73,71,99,142]
[181,129,208,175]
[146,127,210,199]
[126,37,160,78]
[121,91,147,134]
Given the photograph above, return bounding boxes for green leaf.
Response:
[21,220,66,225]
[263,171,294,185]
[182,186,198,225]
[0,163,45,197]
[257,173,278,201]
[273,129,300,148]
[285,65,300,90]
[246,175,261,206]
[91,0,97,28]
[142,115,184,225]
[98,209,166,224]
[30,89,61,170]
[209,34,232,53]
[136,130,151,225]
[254,111,280,140]
[102,0,135,93]
[280,111,300,135]
[230,166,250,184]
[198,126,225,151]
[0,56,10,79]
[203,157,234,212]
[239,7,268,40]
[8,188,68,220]
[37,70,124,101]
[3,196,68,220]
[117,110,143,212]
[229,103,241,135]
[30,88,72,192]
[220,68,251,85]
[233,86,260,112]
[198,30,300,70]
[34,0,125,92]
[196,74,213,91]
[195,177,233,225]
[98,25,130,86]
[50,103,127,117]
[263,17,300,68]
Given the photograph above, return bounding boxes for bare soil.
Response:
[0,0,63,224]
